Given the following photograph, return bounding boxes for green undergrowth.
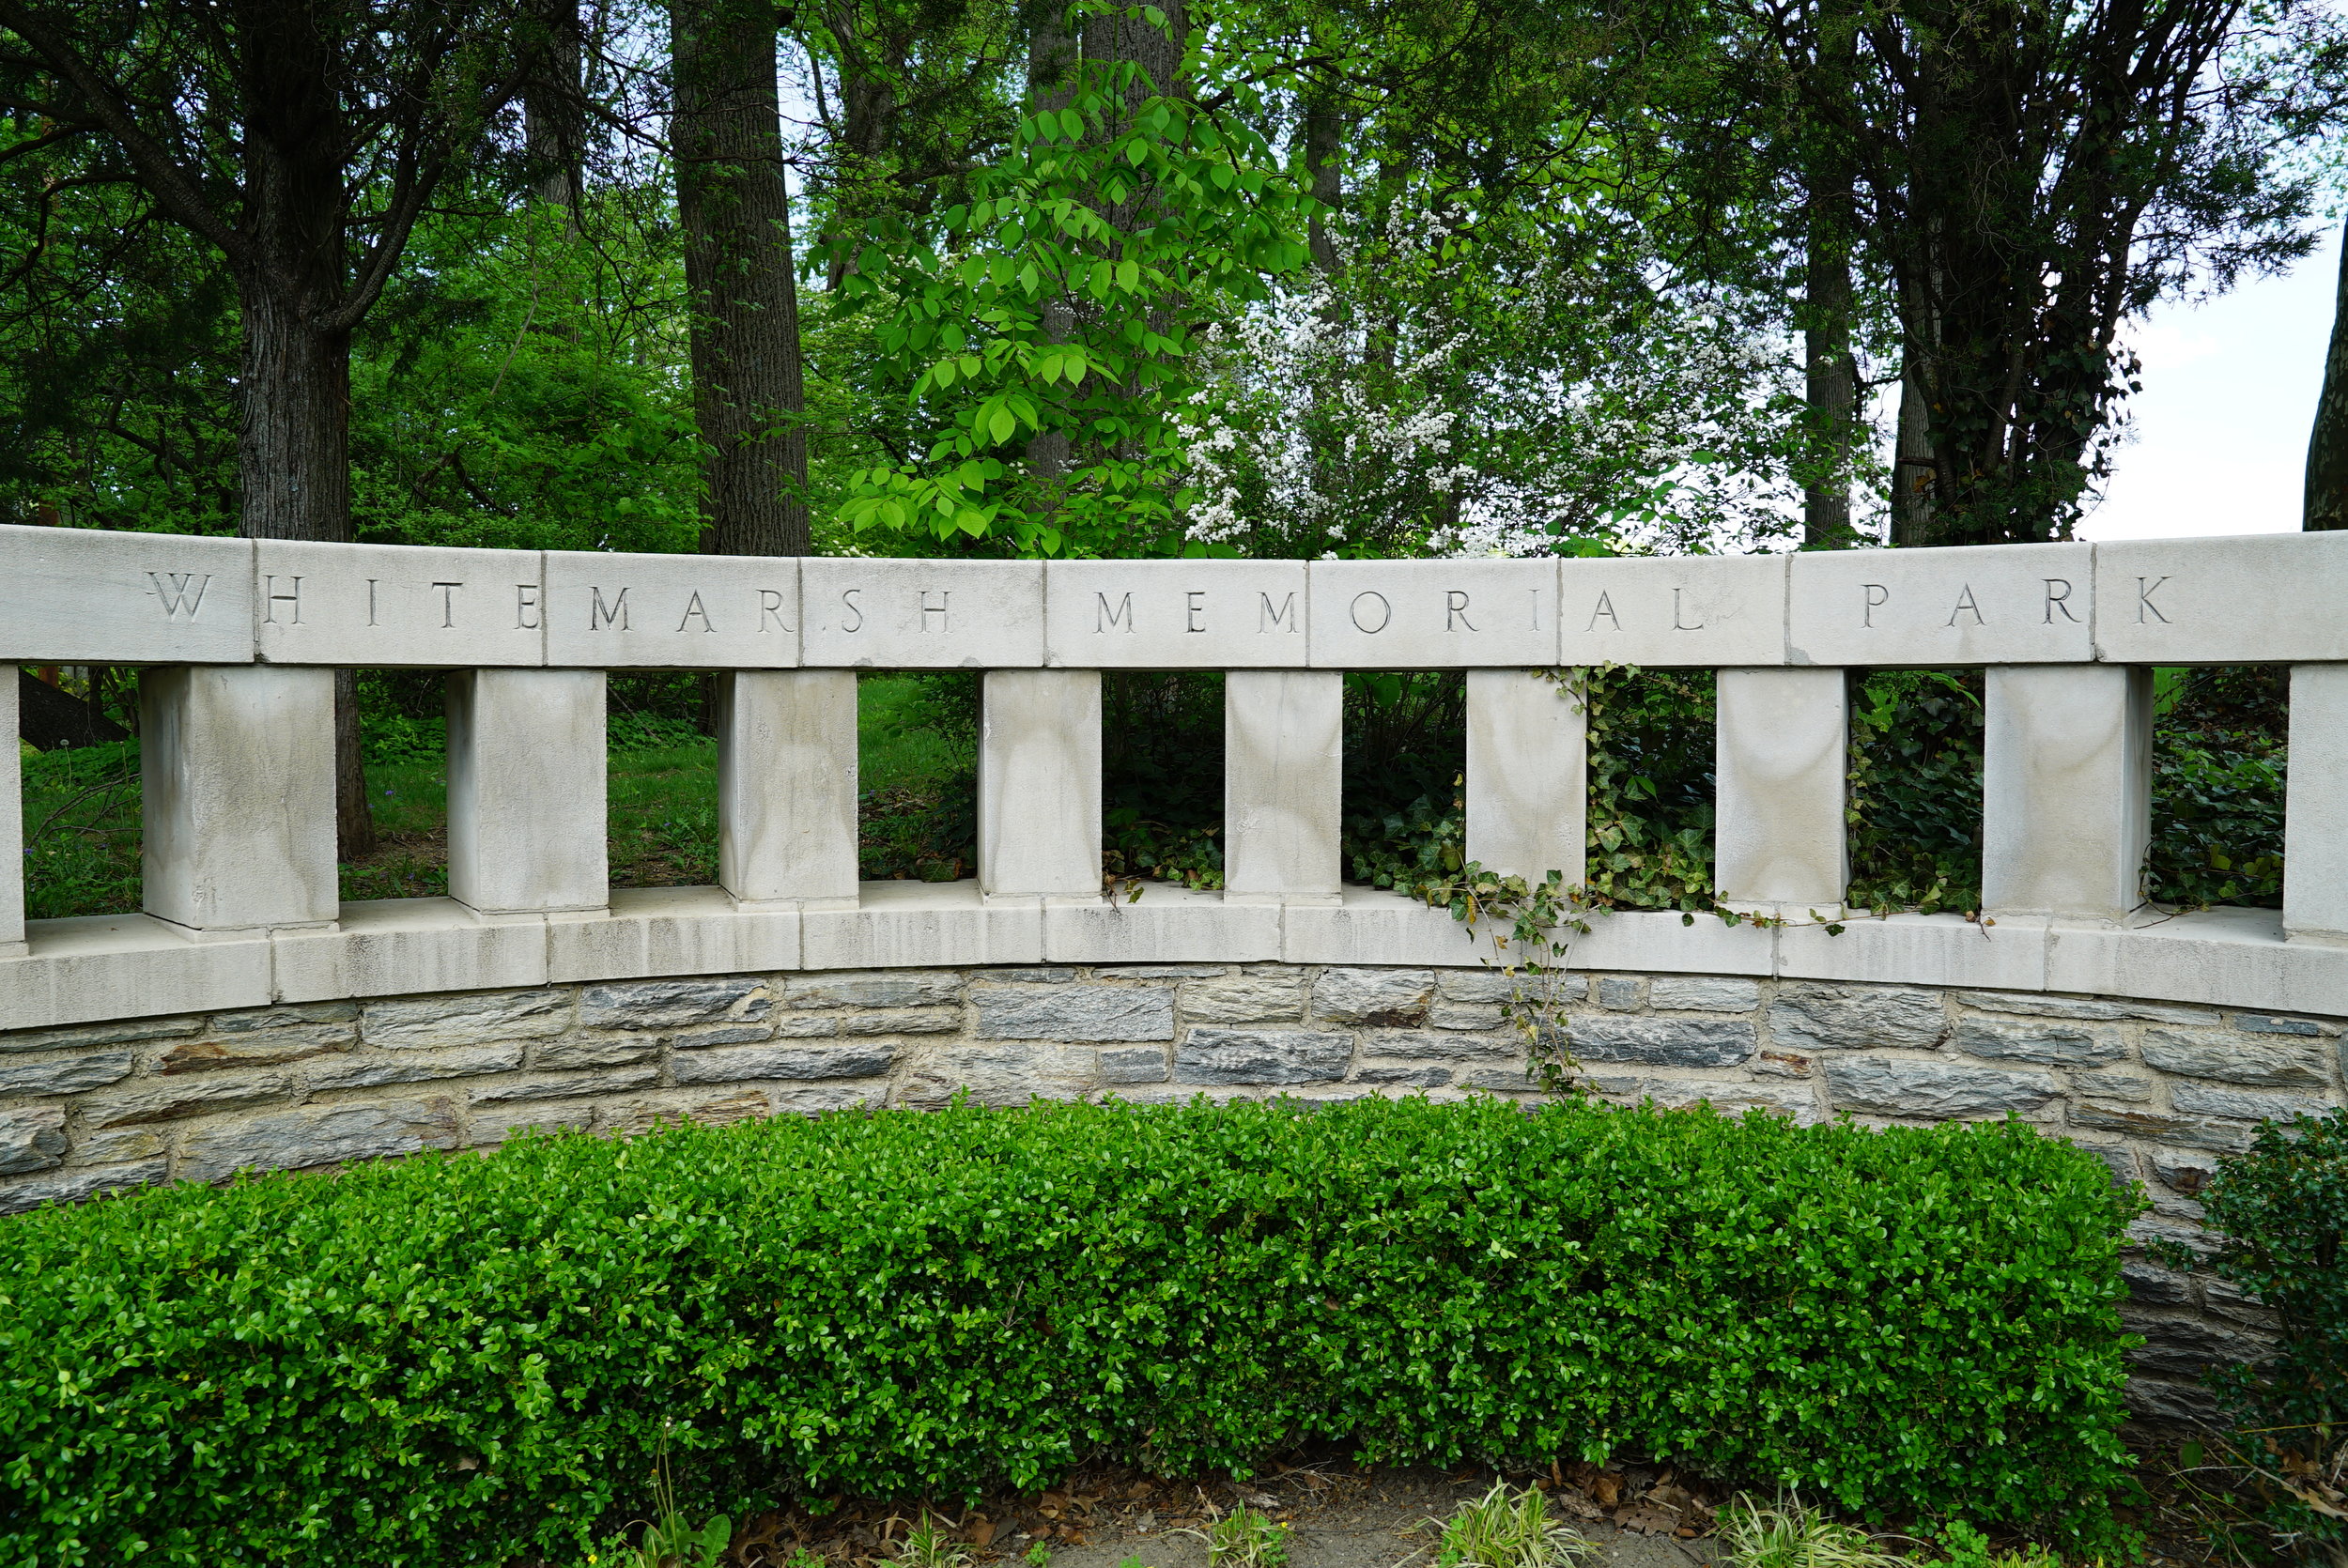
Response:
[0,1097,2140,1564]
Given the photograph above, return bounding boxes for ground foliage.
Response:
[2176,1108,2348,1563]
[0,1097,2139,1563]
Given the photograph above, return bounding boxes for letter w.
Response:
[149,572,210,619]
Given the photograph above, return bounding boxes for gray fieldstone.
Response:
[2141,1028,2331,1088]
[898,1045,1094,1107]
[2079,1144,2139,1187]
[1568,1016,1756,1068]
[0,1051,134,1099]
[1769,984,1947,1052]
[1753,1049,1814,1078]
[1098,1046,1168,1084]
[1597,1076,1813,1115]
[82,1069,293,1127]
[1176,1028,1353,1085]
[2065,1100,2255,1153]
[991,968,1077,983]
[672,1043,894,1084]
[467,1100,597,1145]
[1954,992,2208,1024]
[1823,1056,2058,1117]
[597,1089,773,1137]
[788,971,962,1009]
[2123,1260,2194,1305]
[1649,976,1761,1013]
[0,1105,68,1175]
[1353,1065,1451,1088]
[840,1008,961,1037]
[363,990,569,1050]
[1427,1000,1505,1030]
[2201,1277,2278,1328]
[306,1043,525,1093]
[1954,1018,2124,1067]
[1439,971,1584,1005]
[579,976,771,1029]
[1310,969,1433,1026]
[2124,1311,2269,1378]
[1094,965,1229,979]
[772,1084,887,1115]
[974,987,1173,1042]
[0,1015,200,1055]
[467,1067,659,1105]
[663,1022,775,1050]
[159,1022,356,1074]
[2168,1082,2335,1123]
[1178,976,1307,1023]
[2073,1069,2154,1101]
[1456,1068,1539,1094]
[774,1015,840,1038]
[2126,1376,2221,1430]
[534,1034,663,1070]
[209,1002,359,1034]
[1357,1028,1516,1062]
[1595,976,1645,1011]
[178,1099,459,1184]
[70,1127,166,1165]
[2130,1212,2221,1258]
[2150,1149,2219,1195]
[2232,1013,2338,1037]
[0,1158,167,1216]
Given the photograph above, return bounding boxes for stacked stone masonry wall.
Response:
[3,961,2340,1427]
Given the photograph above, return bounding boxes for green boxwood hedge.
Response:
[0,1096,2139,1565]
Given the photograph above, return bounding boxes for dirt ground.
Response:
[732,1458,1728,1568]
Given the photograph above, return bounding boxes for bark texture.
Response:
[525,0,586,212]
[2307,218,2348,531]
[1021,0,1078,494]
[1801,204,1855,547]
[672,0,811,558]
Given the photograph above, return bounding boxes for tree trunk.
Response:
[1304,88,1341,278]
[2307,218,2348,530]
[673,0,811,559]
[1021,0,1077,498]
[525,0,586,214]
[1891,355,1934,546]
[1801,207,1856,548]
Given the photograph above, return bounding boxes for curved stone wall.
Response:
[2,956,2338,1426]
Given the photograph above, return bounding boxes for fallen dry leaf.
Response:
[970,1520,996,1548]
[1551,1489,1603,1523]
[1590,1473,1623,1508]
[1616,1507,1677,1536]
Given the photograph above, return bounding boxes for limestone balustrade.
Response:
[6,523,2348,1030]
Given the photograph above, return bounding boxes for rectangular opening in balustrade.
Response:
[1342,670,1466,890]
[2145,665,2285,910]
[346,669,451,902]
[605,672,719,890]
[1581,667,1715,912]
[18,663,141,919]
[1102,671,1223,888]
[857,672,977,882]
[1846,669,1984,916]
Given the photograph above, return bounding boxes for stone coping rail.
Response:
[6,523,2348,1031]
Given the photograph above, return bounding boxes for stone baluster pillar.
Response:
[446,669,609,916]
[141,665,340,934]
[1465,669,1585,888]
[1224,670,1342,904]
[1715,668,1847,911]
[1982,665,2151,922]
[717,669,859,908]
[2285,664,2348,943]
[1,668,22,955]
[979,669,1102,902]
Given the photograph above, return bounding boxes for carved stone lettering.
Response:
[366,579,380,625]
[1099,592,1135,633]
[1350,591,1392,634]
[840,588,865,633]
[1946,583,1984,627]
[758,588,791,631]
[1862,583,1888,626]
[2044,578,2078,623]
[589,586,630,631]
[1260,592,1299,632]
[1186,590,1207,632]
[1444,590,1477,632]
[677,591,715,632]
[1585,592,1621,632]
[516,583,542,630]
[431,581,463,628]
[1673,586,1703,631]
[920,590,950,631]
[262,575,301,625]
[2139,576,2171,624]
[148,570,213,621]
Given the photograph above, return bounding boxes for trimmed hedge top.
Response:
[0,1096,2139,1565]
